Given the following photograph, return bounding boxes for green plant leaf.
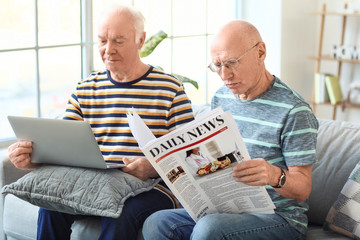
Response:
[139,30,168,58]
[173,73,199,89]
[153,66,164,71]
[139,30,199,90]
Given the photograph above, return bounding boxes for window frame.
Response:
[0,0,240,143]
[0,0,96,143]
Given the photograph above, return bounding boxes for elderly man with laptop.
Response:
[7,4,194,240]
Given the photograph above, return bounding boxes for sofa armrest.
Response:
[0,148,31,240]
[0,149,31,186]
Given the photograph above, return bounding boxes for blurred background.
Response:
[1,0,359,145]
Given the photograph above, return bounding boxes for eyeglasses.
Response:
[208,43,259,73]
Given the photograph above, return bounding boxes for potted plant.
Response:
[140,30,199,89]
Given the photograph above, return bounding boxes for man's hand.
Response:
[122,157,159,180]
[232,158,279,186]
[7,140,38,169]
[232,158,313,202]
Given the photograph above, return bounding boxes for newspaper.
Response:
[127,107,275,222]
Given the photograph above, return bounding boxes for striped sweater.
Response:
[211,76,318,235]
[63,66,194,163]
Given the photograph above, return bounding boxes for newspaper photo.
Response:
[127,107,275,222]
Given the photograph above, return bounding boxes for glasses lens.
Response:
[208,63,217,72]
[224,59,239,69]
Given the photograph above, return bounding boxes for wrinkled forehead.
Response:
[99,9,135,29]
[98,11,135,37]
[210,21,260,60]
[210,36,247,61]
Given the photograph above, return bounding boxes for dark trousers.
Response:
[37,188,174,240]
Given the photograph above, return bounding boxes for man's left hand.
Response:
[122,157,159,180]
[232,158,279,186]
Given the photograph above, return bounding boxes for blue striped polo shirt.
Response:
[62,66,194,163]
[211,76,318,235]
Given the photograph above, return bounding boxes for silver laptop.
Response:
[7,116,125,169]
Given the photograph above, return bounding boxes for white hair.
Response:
[99,4,146,44]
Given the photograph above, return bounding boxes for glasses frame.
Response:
[208,42,260,73]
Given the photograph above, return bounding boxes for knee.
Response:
[195,214,220,228]
[143,210,182,240]
[142,210,166,236]
[192,214,222,239]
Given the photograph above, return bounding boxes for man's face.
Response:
[210,42,261,96]
[97,13,142,75]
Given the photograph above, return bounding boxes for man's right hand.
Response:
[7,140,38,169]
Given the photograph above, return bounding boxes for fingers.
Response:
[121,157,157,180]
[8,140,31,152]
[232,173,264,185]
[8,140,32,158]
[232,159,269,186]
[8,140,33,169]
[233,161,260,176]
[121,157,136,171]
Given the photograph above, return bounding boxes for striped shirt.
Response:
[63,66,194,163]
[211,76,318,235]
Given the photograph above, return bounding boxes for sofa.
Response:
[1,116,359,240]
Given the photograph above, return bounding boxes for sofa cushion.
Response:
[307,119,360,225]
[4,194,145,240]
[3,194,38,240]
[4,194,103,240]
[324,161,360,239]
[2,165,160,218]
[306,225,351,240]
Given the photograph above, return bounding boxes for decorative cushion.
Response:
[324,161,360,239]
[307,118,360,225]
[1,166,160,218]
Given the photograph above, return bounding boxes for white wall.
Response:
[281,0,317,100]
[243,0,360,123]
[241,0,282,77]
[282,0,360,122]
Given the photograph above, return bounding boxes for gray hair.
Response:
[100,4,146,44]
[123,5,146,44]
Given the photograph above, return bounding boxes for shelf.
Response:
[309,11,360,17]
[308,101,340,108]
[308,101,360,110]
[309,55,360,64]
[342,103,360,110]
[309,3,360,120]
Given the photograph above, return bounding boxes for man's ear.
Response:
[257,42,266,62]
[138,32,146,50]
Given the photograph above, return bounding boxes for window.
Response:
[0,0,92,142]
[132,0,238,105]
[0,0,239,142]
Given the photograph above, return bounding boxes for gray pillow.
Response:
[1,166,160,218]
[307,118,360,225]
[324,161,360,239]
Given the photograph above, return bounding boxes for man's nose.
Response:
[105,42,115,54]
[218,66,233,80]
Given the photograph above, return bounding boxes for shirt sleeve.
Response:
[281,103,319,167]
[167,83,194,131]
[62,89,83,121]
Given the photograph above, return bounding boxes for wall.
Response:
[241,0,282,77]
[281,0,317,100]
[281,0,360,122]
[241,0,360,123]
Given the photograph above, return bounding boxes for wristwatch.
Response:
[273,168,286,188]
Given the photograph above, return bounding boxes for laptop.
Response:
[7,116,125,169]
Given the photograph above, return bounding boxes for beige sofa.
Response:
[1,117,360,239]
